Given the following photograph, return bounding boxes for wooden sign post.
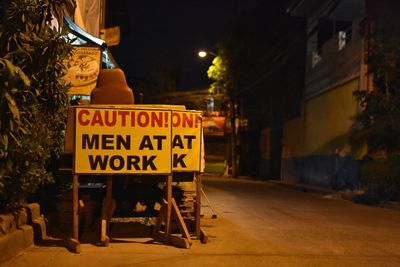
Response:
[65,173,81,253]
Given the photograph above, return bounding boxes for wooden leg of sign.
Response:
[66,174,81,253]
[106,176,113,227]
[169,234,191,249]
[195,173,201,239]
[152,199,167,240]
[152,175,191,249]
[73,174,79,240]
[200,228,208,244]
[153,198,192,249]
[65,237,81,253]
[165,174,172,244]
[101,175,113,246]
[172,198,192,245]
[195,174,208,244]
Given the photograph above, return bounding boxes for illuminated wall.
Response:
[281,78,360,187]
[303,78,359,156]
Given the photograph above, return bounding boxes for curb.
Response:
[0,225,34,263]
[269,180,334,195]
[384,201,400,212]
[0,203,46,265]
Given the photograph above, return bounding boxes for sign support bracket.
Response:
[152,175,192,248]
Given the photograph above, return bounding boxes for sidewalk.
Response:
[202,172,400,213]
[268,179,400,212]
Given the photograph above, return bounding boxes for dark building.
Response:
[282,0,367,188]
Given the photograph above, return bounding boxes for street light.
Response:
[197,49,217,58]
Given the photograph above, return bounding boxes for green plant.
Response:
[0,0,73,212]
[352,15,400,198]
[353,17,400,153]
[360,155,400,201]
[207,44,233,96]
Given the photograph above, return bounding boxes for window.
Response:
[335,20,352,50]
[316,19,352,52]
[312,19,353,67]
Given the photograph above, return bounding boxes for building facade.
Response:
[282,0,368,188]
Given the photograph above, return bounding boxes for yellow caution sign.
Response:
[74,107,172,174]
[172,111,202,172]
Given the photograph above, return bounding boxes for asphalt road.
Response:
[3,175,400,267]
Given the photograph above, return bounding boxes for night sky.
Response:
[107,0,258,91]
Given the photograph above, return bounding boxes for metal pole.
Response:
[230,100,237,177]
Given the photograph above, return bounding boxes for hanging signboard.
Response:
[202,116,226,136]
[63,46,102,96]
[74,107,172,174]
[172,111,202,172]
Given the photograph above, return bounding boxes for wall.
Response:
[281,117,304,183]
[282,79,360,188]
[304,78,359,155]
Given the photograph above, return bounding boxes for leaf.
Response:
[4,59,16,75]
[0,134,8,150]
[4,92,20,122]
[3,59,30,87]
[18,69,30,87]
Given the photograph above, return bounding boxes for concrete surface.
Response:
[0,225,34,264]
[0,206,38,263]
[2,175,400,267]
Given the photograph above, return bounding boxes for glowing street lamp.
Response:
[198,50,217,58]
[198,51,207,58]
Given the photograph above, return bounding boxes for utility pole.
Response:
[230,100,238,177]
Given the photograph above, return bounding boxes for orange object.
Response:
[90,68,134,104]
